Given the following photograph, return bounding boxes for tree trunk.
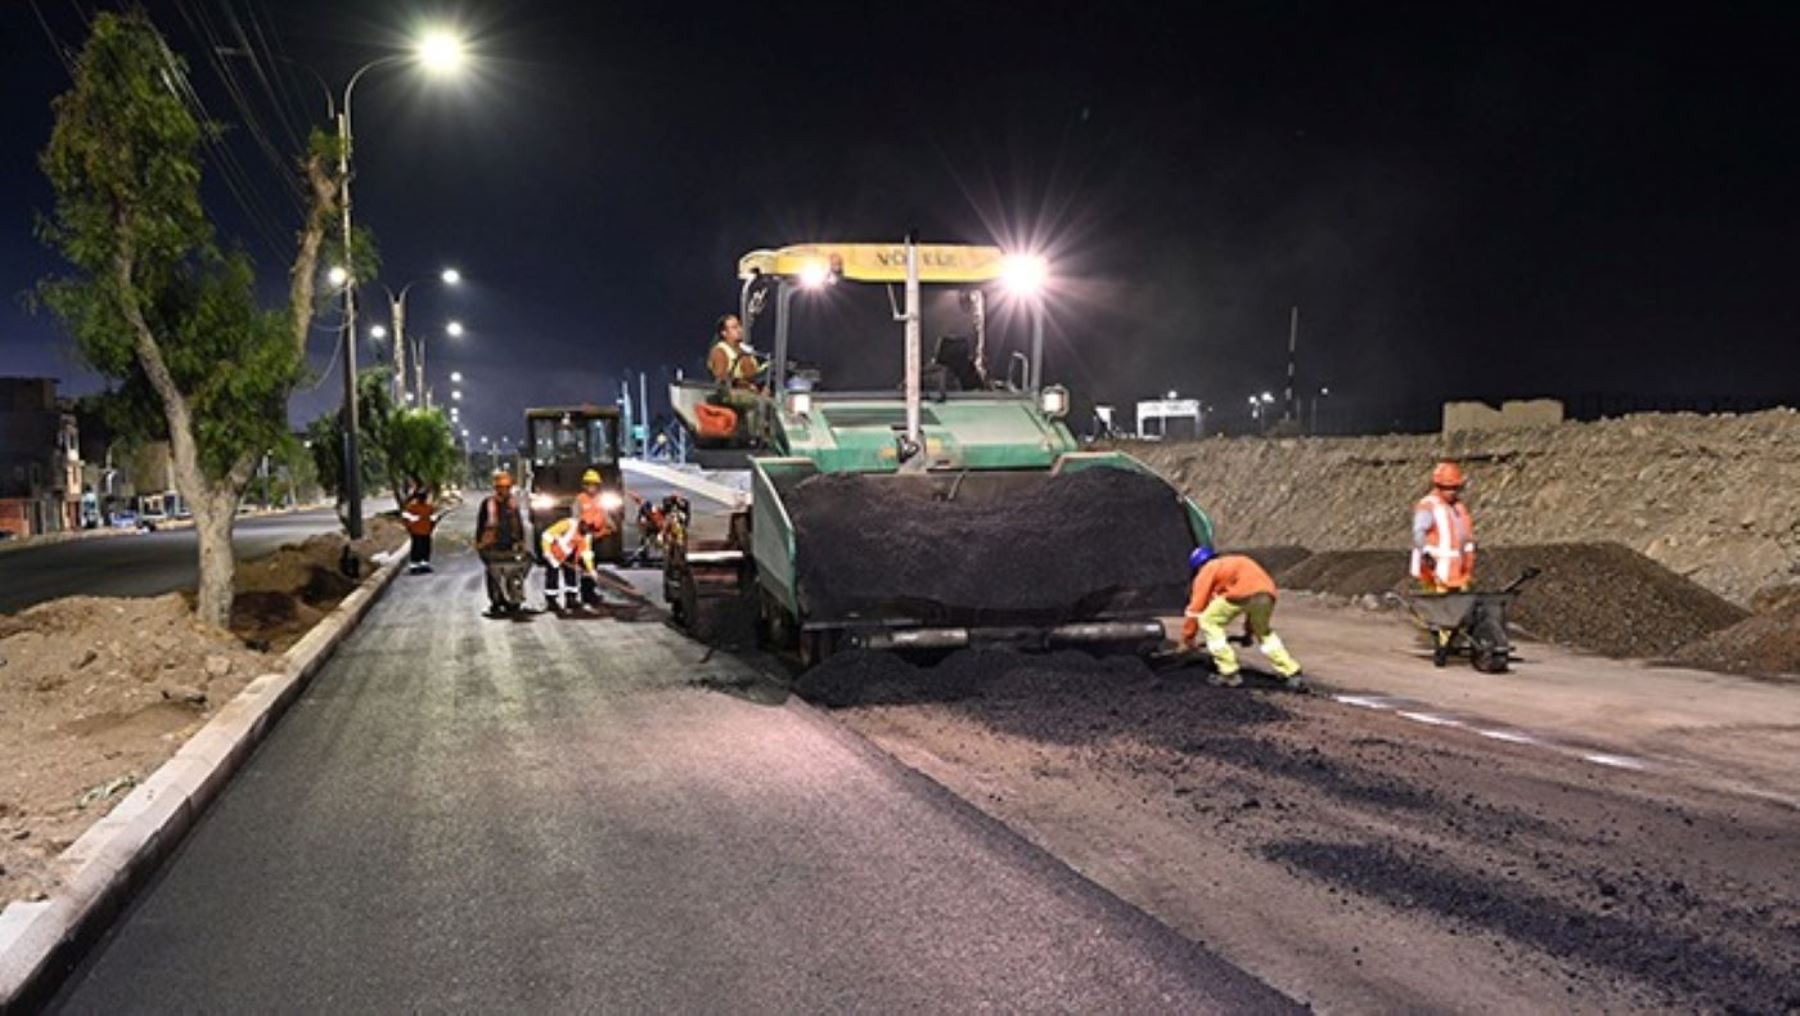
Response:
[189,490,240,630]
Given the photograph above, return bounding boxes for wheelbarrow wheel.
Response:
[1474,647,1510,674]
[1432,637,1452,668]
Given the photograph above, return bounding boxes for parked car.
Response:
[109,510,142,530]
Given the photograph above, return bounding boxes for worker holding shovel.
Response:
[1180,547,1305,690]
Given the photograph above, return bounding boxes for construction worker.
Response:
[540,516,598,613]
[1411,460,1476,593]
[475,471,532,616]
[1180,547,1305,690]
[401,480,439,574]
[573,469,617,605]
[706,313,764,440]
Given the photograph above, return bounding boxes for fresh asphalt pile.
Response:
[1268,542,1748,659]
[814,648,1800,1011]
[786,466,1194,625]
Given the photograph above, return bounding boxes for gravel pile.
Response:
[787,466,1194,625]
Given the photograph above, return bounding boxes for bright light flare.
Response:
[441,268,462,285]
[451,389,463,401]
[1000,253,1049,297]
[327,266,349,287]
[445,321,465,337]
[797,261,830,289]
[416,29,467,75]
[450,371,463,383]
[370,324,388,339]
[598,490,624,513]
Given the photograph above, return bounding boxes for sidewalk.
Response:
[1273,596,1800,806]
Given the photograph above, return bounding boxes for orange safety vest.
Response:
[575,490,614,536]
[540,518,593,570]
[1411,492,1475,590]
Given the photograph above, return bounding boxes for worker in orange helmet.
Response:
[1181,546,1305,690]
[1411,460,1476,593]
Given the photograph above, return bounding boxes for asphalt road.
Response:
[0,508,344,614]
[49,547,1294,1012]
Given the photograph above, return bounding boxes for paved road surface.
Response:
[0,509,343,614]
[49,547,1293,1012]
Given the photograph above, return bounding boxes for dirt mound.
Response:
[1239,545,1314,576]
[229,515,402,649]
[1276,543,1747,658]
[0,595,271,903]
[787,466,1194,624]
[1669,598,1800,678]
[1120,409,1800,606]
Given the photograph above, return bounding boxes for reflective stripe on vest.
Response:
[1412,493,1471,583]
[712,340,741,378]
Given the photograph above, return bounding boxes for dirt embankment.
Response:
[1121,409,1800,607]
[0,516,404,905]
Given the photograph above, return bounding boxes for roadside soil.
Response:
[806,650,1800,1014]
[0,516,405,906]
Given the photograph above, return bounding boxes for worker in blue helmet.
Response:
[1182,545,1304,690]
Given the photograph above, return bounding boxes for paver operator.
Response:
[540,517,599,613]
[1411,461,1476,593]
[706,312,764,438]
[475,471,533,616]
[1181,547,1305,689]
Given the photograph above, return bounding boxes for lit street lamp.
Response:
[332,26,469,539]
[445,320,465,338]
[450,371,463,383]
[383,266,462,406]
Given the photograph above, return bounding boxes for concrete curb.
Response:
[0,541,409,1013]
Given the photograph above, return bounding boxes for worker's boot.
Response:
[1207,670,1243,688]
[1283,672,1308,692]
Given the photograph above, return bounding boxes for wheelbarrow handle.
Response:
[1501,566,1542,595]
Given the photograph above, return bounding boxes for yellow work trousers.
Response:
[1196,593,1302,678]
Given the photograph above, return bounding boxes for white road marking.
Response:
[1582,753,1648,771]
[1476,728,1539,746]
[1332,694,1396,710]
[1397,711,1464,728]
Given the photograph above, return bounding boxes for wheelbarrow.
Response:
[1399,568,1540,674]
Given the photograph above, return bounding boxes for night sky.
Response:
[4,1,1797,443]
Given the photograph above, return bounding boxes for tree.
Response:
[38,11,342,628]
[382,407,459,502]
[305,367,457,507]
[306,368,393,506]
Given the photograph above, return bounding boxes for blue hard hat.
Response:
[1188,545,1215,571]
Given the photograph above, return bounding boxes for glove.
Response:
[1180,617,1198,645]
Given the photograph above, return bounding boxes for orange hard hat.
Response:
[493,470,514,488]
[1431,461,1465,489]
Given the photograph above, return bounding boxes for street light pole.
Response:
[335,101,363,539]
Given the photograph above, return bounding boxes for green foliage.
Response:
[321,224,382,290]
[306,368,393,498]
[303,367,458,501]
[36,10,300,486]
[384,407,459,497]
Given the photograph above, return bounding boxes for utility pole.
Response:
[1284,305,1299,423]
[336,106,363,540]
[387,291,408,403]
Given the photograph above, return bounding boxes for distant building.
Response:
[0,377,82,536]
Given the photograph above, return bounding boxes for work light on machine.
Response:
[1040,384,1070,418]
[786,391,813,418]
[530,493,556,511]
[599,490,624,513]
[1001,253,1049,297]
[797,260,832,290]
